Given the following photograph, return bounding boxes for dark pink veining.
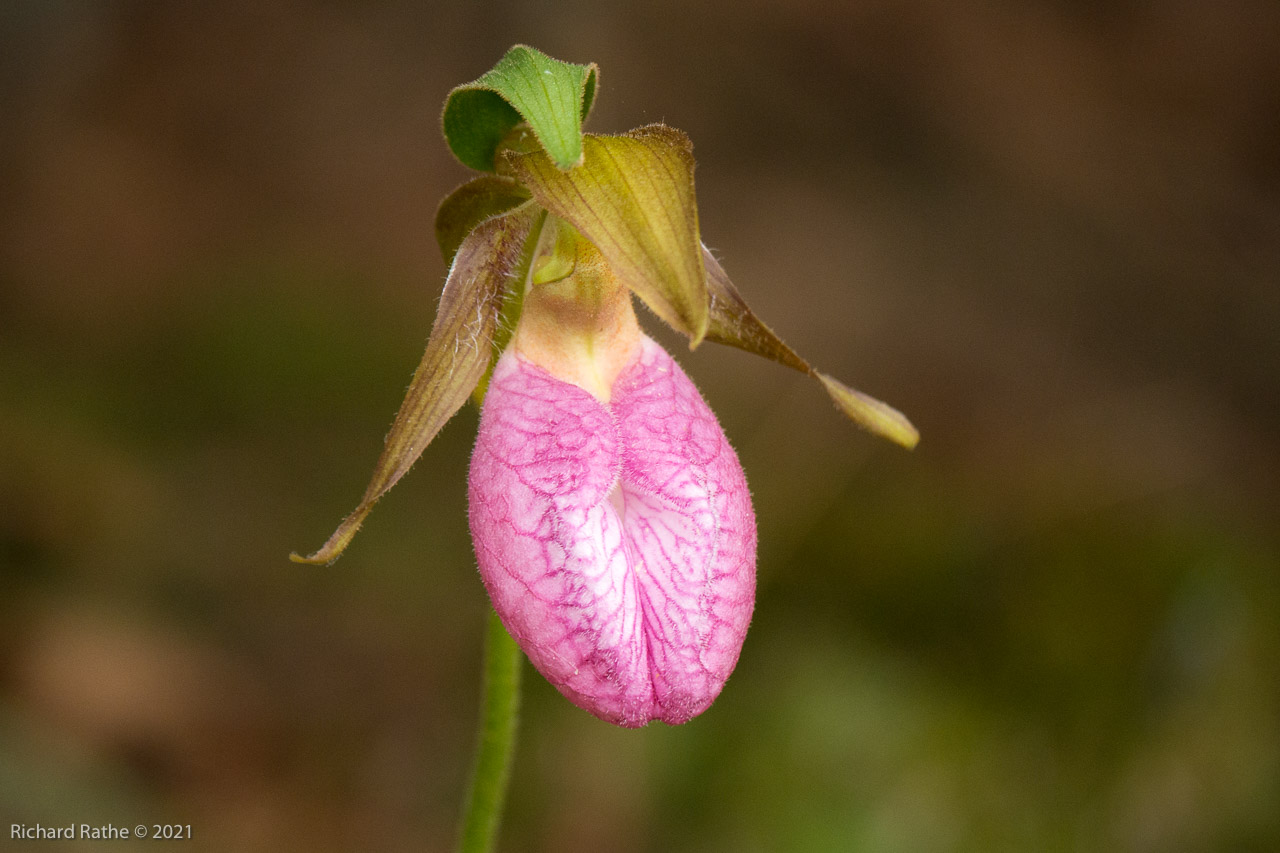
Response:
[468,335,756,727]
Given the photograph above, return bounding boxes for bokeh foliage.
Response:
[2,2,1278,851]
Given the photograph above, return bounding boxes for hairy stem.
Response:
[456,609,523,853]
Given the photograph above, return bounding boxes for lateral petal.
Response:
[703,245,919,449]
[291,203,540,565]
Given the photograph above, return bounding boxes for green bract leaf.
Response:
[435,175,530,264]
[291,202,541,565]
[702,246,919,449]
[442,44,598,172]
[505,124,710,346]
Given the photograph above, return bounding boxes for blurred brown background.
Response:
[2,1,1278,851]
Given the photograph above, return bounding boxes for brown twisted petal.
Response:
[290,201,542,565]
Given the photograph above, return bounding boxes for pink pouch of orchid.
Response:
[468,336,756,727]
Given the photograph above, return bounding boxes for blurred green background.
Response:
[2,2,1278,851]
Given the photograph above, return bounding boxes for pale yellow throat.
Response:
[513,216,642,403]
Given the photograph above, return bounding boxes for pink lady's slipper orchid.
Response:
[292,46,917,728]
[468,221,755,726]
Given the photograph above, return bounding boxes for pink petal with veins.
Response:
[468,335,756,727]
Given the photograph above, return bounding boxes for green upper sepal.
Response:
[505,125,710,347]
[442,45,599,173]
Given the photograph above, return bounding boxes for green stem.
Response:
[456,608,523,853]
